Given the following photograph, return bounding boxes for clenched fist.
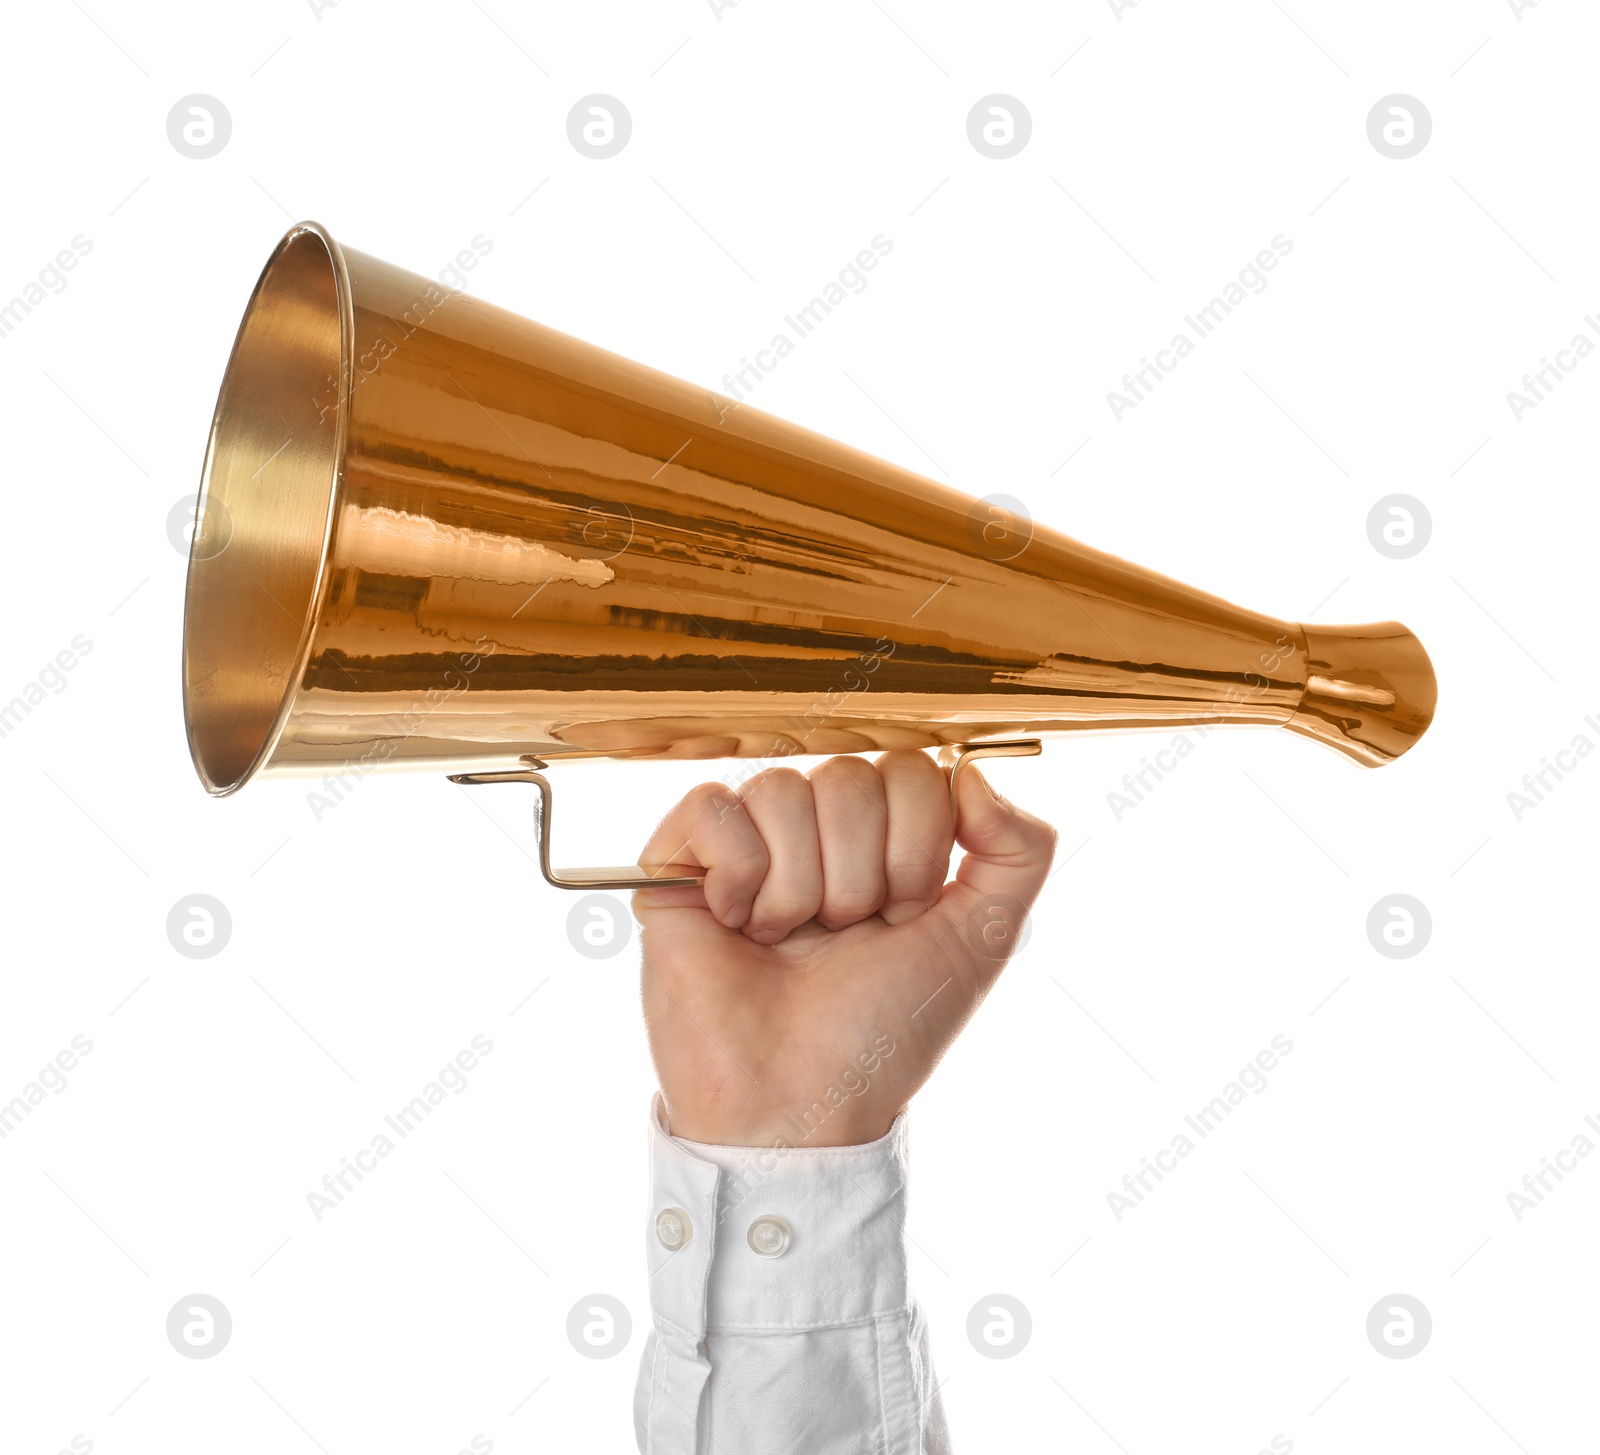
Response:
[634,750,1056,1147]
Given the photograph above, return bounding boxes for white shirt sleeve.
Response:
[634,1094,951,1454]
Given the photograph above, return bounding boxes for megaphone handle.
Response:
[447,768,706,891]
[452,742,1043,890]
[937,739,1044,831]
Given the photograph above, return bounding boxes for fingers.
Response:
[638,752,1001,944]
[808,756,889,930]
[876,749,954,924]
[737,768,823,944]
[949,764,1058,911]
[638,781,769,929]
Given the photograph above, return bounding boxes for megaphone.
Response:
[182,222,1436,889]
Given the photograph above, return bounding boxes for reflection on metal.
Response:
[182,222,1438,871]
[937,739,1043,830]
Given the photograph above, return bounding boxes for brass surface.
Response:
[937,740,1043,829]
[183,221,1437,809]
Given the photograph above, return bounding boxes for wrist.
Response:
[660,1095,906,1149]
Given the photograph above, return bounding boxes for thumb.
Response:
[949,764,1057,912]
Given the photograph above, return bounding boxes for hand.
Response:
[634,751,1056,1147]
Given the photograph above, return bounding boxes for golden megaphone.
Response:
[182,222,1436,889]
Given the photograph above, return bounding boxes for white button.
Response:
[656,1207,691,1251]
[747,1214,792,1257]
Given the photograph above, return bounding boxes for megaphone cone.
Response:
[182,223,1435,885]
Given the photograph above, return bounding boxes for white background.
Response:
[2,1,1596,1452]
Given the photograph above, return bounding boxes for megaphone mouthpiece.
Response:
[1284,621,1437,768]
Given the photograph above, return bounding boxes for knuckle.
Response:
[879,747,939,783]
[888,870,945,906]
[812,754,878,790]
[887,843,946,875]
[721,841,770,882]
[740,765,809,804]
[887,869,944,905]
[753,889,822,928]
[688,781,743,820]
[821,887,884,923]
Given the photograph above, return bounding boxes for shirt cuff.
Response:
[643,1093,912,1338]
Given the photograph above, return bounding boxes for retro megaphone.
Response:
[181,222,1436,889]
